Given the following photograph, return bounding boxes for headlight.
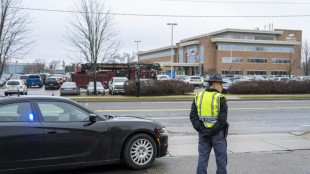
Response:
[157,127,168,135]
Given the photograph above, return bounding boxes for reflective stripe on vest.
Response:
[195,91,226,128]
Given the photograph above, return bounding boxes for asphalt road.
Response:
[80,100,310,135]
[31,150,310,174]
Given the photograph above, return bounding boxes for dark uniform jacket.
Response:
[190,88,228,138]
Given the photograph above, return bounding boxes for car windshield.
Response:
[47,78,57,83]
[158,76,168,79]
[29,75,40,78]
[89,82,103,87]
[62,82,76,87]
[114,79,127,83]
[190,77,200,80]
[7,81,20,85]
[20,76,28,79]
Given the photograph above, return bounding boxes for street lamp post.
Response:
[134,41,141,64]
[167,23,177,79]
[230,45,234,76]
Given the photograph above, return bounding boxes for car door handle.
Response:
[47,131,57,135]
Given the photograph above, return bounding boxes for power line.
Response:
[162,0,310,5]
[10,6,310,18]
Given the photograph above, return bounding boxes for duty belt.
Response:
[199,116,217,122]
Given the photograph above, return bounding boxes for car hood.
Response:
[107,116,163,126]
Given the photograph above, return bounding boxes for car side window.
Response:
[0,102,34,122]
[37,102,89,122]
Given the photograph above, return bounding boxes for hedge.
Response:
[124,80,195,96]
[228,81,310,94]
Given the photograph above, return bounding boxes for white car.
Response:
[4,80,28,96]
[157,75,170,80]
[109,77,128,95]
[19,75,29,84]
[183,76,202,86]
[87,81,105,95]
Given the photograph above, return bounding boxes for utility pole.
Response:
[134,41,141,64]
[167,23,177,79]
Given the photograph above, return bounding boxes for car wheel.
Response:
[4,92,8,96]
[25,91,28,95]
[122,134,157,170]
[102,91,105,95]
[111,90,114,95]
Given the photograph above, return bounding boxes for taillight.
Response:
[72,87,77,90]
[60,88,64,90]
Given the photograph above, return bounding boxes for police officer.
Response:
[190,73,228,174]
[136,77,140,97]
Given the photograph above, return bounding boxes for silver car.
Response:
[4,80,28,96]
[87,81,105,95]
[60,82,80,96]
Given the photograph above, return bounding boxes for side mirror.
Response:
[89,113,97,122]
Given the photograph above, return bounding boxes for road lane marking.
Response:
[95,106,310,112]
[301,125,310,127]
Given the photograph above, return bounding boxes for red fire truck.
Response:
[71,63,161,88]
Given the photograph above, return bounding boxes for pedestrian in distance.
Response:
[136,77,140,97]
[190,73,229,174]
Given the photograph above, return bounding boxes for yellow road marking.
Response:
[95,106,310,112]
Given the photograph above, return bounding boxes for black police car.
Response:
[0,96,168,172]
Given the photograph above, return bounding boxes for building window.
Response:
[222,70,242,75]
[200,45,204,64]
[222,57,243,63]
[247,58,267,63]
[178,49,183,63]
[140,50,173,60]
[254,36,274,40]
[271,71,288,75]
[247,71,267,75]
[272,59,290,64]
[218,44,293,53]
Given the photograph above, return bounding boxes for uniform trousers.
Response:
[197,130,227,174]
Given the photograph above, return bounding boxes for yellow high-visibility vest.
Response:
[195,91,226,128]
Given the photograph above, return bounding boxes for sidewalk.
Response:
[168,132,310,156]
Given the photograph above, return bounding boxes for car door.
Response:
[0,101,44,171]
[34,100,110,166]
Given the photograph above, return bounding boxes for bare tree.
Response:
[302,41,310,76]
[286,52,298,78]
[66,0,120,94]
[112,52,136,63]
[49,60,61,70]
[0,0,33,77]
[32,59,46,74]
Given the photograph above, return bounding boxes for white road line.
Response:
[301,125,310,127]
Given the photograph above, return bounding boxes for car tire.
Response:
[122,134,157,170]
[111,90,114,95]
[39,85,42,88]
[4,92,8,96]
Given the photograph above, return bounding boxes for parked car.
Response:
[4,80,28,96]
[45,77,60,90]
[87,81,105,95]
[27,74,43,88]
[60,82,80,96]
[40,74,47,84]
[233,79,252,84]
[183,76,202,86]
[273,77,289,82]
[302,76,310,81]
[109,77,128,95]
[175,75,188,81]
[0,96,168,172]
[156,75,170,81]
[19,75,29,84]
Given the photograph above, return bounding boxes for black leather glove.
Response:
[201,129,212,141]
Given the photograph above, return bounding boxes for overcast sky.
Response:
[20,0,310,64]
